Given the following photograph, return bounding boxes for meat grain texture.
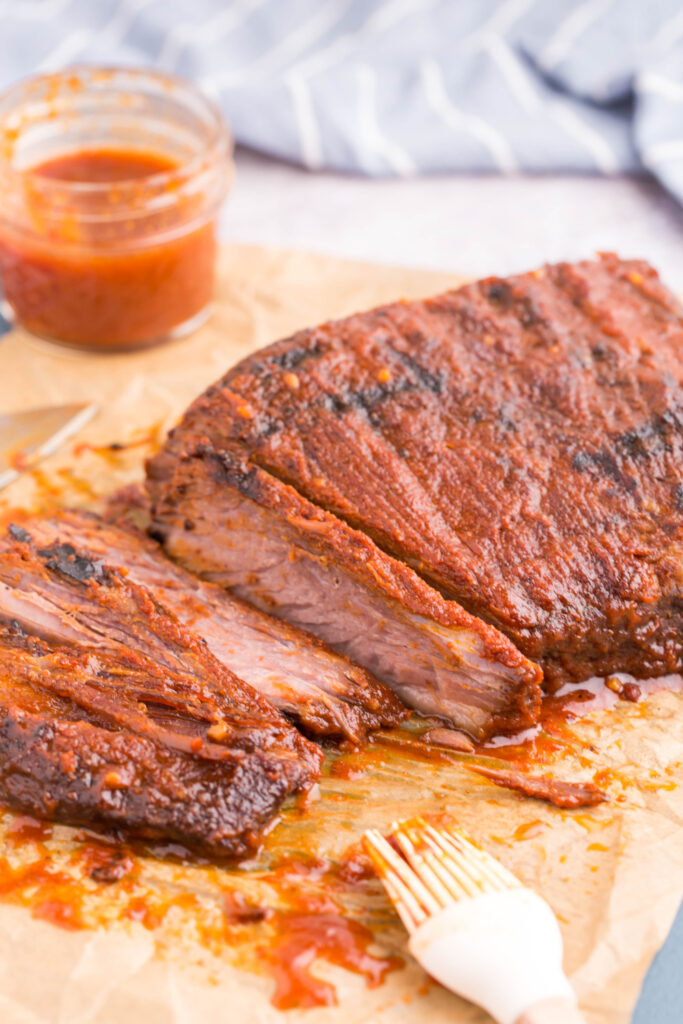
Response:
[0,523,323,857]
[21,510,406,744]
[148,254,683,730]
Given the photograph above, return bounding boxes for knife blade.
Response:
[0,402,98,491]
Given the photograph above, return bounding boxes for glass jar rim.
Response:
[0,65,232,198]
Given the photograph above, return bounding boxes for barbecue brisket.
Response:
[0,525,322,856]
[148,253,683,709]
[148,442,541,739]
[15,510,406,743]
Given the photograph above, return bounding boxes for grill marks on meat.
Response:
[19,510,406,743]
[147,254,683,691]
[0,527,321,857]
[149,442,542,740]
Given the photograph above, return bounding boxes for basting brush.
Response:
[363,819,585,1024]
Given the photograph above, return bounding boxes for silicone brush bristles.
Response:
[363,818,521,933]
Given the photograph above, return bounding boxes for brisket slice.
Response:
[147,253,683,688]
[148,441,541,740]
[13,511,405,742]
[0,638,303,858]
[0,531,321,856]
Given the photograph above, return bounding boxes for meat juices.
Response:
[148,253,683,715]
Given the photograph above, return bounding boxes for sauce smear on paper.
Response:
[0,819,402,1008]
[267,905,399,1009]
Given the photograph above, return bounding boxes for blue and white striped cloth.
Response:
[2,0,683,202]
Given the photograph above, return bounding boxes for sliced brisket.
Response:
[148,441,541,739]
[0,529,321,856]
[14,510,406,742]
[148,254,683,692]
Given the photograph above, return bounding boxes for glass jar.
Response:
[0,66,232,352]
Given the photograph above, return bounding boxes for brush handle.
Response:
[516,997,587,1024]
[410,891,581,1024]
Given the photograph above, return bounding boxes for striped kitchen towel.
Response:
[1,0,683,201]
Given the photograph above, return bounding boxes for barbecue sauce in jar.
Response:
[0,68,231,351]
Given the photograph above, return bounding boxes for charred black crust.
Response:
[394,348,447,395]
[496,402,518,433]
[571,408,683,491]
[193,443,261,501]
[36,542,112,585]
[7,525,113,586]
[268,340,323,371]
[486,280,512,305]
[8,524,31,543]
[321,378,415,418]
[614,411,680,460]
[571,449,637,493]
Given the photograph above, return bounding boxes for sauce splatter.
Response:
[266,899,400,1010]
[0,815,403,1010]
[0,669,679,1008]
[6,814,52,845]
[513,820,547,841]
[0,858,86,930]
[329,757,367,780]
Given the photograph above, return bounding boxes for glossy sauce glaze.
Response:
[0,147,216,350]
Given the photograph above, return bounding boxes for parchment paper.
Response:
[0,244,682,1024]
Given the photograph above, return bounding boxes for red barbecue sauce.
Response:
[267,904,397,1010]
[0,819,401,1010]
[0,148,216,350]
[35,149,173,184]
[259,852,401,1010]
